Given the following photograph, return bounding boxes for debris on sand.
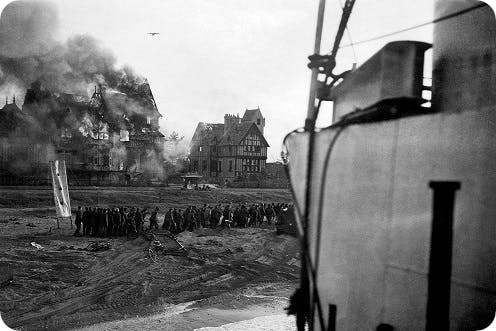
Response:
[85,241,111,252]
[145,232,188,257]
[30,242,44,250]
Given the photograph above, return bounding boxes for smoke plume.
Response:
[0,1,173,182]
[0,0,145,100]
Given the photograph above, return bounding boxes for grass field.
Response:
[0,187,293,209]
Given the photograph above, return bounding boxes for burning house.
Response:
[0,1,169,186]
[0,80,165,185]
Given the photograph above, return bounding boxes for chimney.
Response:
[224,114,240,134]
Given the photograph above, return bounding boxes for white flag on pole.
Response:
[50,160,71,218]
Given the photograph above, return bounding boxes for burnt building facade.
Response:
[0,80,165,185]
[189,108,269,183]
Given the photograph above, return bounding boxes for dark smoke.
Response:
[0,1,171,181]
[0,0,145,100]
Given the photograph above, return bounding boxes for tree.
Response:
[168,131,184,144]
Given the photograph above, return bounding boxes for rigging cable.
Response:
[304,0,357,329]
[311,1,491,282]
[302,0,330,330]
[281,128,326,330]
[338,0,358,63]
[340,2,487,48]
[312,125,346,280]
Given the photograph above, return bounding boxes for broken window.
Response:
[119,129,130,142]
[97,122,109,140]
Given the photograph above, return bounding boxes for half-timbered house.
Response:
[189,108,269,183]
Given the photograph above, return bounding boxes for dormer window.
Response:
[61,128,72,139]
[257,118,261,125]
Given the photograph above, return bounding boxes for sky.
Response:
[0,0,443,160]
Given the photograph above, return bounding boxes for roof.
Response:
[241,107,263,122]
[191,108,268,148]
[219,122,253,145]
[21,81,162,136]
[0,102,28,136]
[219,122,269,147]
[191,122,224,145]
[133,130,165,138]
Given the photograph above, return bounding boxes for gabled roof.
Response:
[241,107,263,122]
[191,122,224,145]
[219,122,269,147]
[0,102,29,136]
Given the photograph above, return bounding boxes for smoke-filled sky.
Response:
[0,0,442,160]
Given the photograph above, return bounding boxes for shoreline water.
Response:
[74,291,294,331]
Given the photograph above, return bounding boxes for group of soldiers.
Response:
[73,203,290,237]
[161,202,289,233]
[73,206,159,237]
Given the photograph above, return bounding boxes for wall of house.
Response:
[218,157,236,181]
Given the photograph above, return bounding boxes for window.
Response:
[97,122,109,140]
[119,130,130,142]
[92,150,99,165]
[229,160,233,172]
[146,116,151,125]
[199,146,203,152]
[61,128,72,139]
[218,160,222,172]
[202,160,207,171]
[257,119,261,125]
